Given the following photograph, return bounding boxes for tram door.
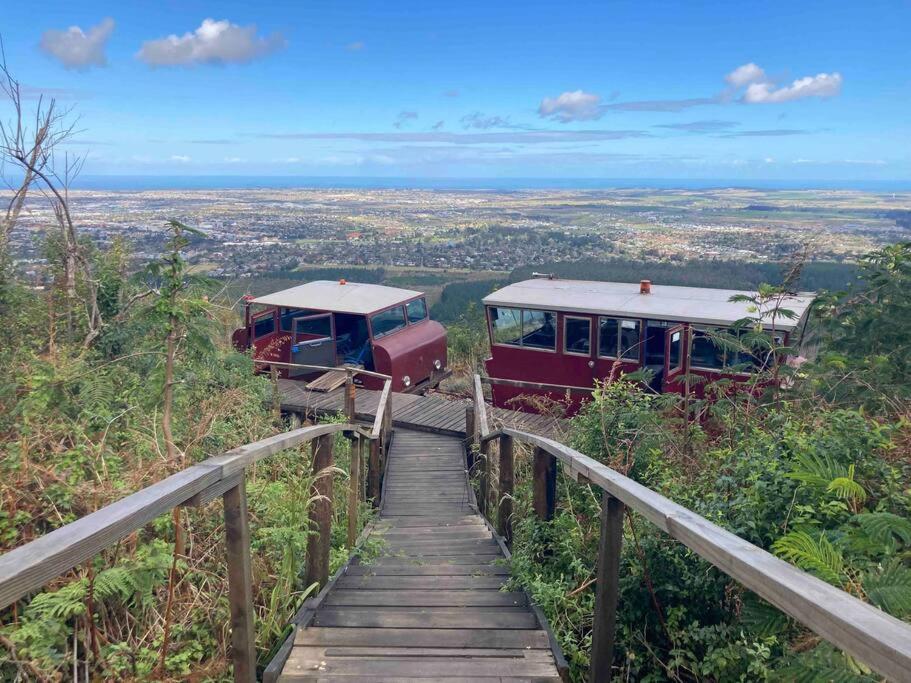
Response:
[662,324,688,393]
[289,313,336,377]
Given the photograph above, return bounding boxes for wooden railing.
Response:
[0,376,395,683]
[468,375,911,682]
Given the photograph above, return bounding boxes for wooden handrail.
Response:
[254,359,392,382]
[371,379,392,439]
[0,421,357,683]
[473,374,490,438]
[470,376,911,682]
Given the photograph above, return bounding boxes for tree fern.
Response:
[772,531,845,585]
[862,561,911,617]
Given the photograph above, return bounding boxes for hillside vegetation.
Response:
[0,226,371,680]
[498,243,911,681]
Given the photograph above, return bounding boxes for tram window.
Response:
[599,317,641,361]
[406,298,428,323]
[253,314,275,339]
[371,306,407,338]
[668,330,682,369]
[620,320,641,360]
[280,307,319,332]
[522,310,556,350]
[491,307,523,346]
[564,317,591,355]
[691,329,725,370]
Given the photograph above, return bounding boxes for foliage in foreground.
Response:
[0,237,371,680]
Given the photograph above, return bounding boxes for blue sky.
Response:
[3,0,909,180]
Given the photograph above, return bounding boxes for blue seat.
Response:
[345,341,370,366]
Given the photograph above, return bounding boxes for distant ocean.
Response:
[71,175,911,193]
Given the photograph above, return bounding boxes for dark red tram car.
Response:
[483,277,814,413]
[233,280,447,392]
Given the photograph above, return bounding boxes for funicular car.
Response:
[232,280,448,393]
[482,276,814,413]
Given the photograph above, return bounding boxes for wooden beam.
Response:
[371,380,392,439]
[465,406,476,472]
[223,477,256,683]
[347,437,361,549]
[473,374,490,439]
[367,438,381,508]
[305,435,334,588]
[478,438,490,517]
[532,446,557,522]
[590,492,624,683]
[498,426,911,682]
[344,371,356,422]
[497,434,514,546]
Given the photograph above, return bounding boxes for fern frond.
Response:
[827,465,867,502]
[740,595,788,637]
[26,579,88,620]
[853,512,911,547]
[863,561,911,617]
[93,567,138,603]
[772,531,844,585]
[779,643,876,683]
[787,451,845,489]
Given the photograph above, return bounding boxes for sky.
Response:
[2,0,910,182]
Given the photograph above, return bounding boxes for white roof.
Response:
[253,280,421,315]
[483,279,814,331]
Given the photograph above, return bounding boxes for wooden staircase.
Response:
[278,429,564,681]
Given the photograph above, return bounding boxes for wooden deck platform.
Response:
[278,378,565,438]
[278,429,563,681]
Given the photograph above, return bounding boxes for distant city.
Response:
[8,185,910,284]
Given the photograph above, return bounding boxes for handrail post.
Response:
[367,438,381,507]
[497,434,514,546]
[465,406,476,471]
[344,369,356,421]
[590,491,624,683]
[305,434,334,588]
[346,435,361,548]
[478,438,490,516]
[222,474,256,683]
[533,445,557,521]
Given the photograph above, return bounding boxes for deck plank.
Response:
[276,428,563,681]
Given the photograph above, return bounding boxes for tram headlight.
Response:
[433,359,442,370]
[403,375,411,387]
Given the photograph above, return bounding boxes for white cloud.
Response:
[224,156,244,163]
[137,18,285,67]
[744,72,842,103]
[538,90,603,122]
[170,155,191,162]
[346,41,365,51]
[725,63,766,87]
[726,63,843,104]
[39,18,114,70]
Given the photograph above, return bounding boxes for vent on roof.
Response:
[532,272,556,280]
[640,279,651,295]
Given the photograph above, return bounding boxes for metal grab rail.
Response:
[467,375,911,683]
